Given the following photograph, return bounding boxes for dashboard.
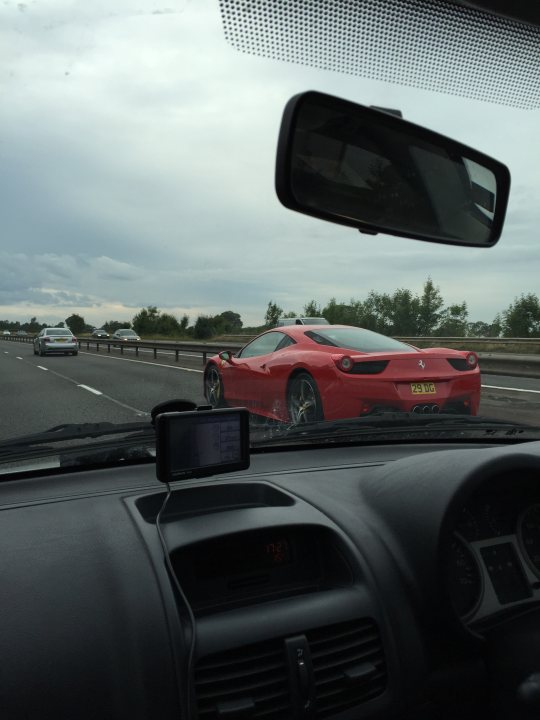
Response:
[2,439,540,720]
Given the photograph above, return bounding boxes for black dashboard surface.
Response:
[2,440,540,720]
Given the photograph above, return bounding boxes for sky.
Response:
[1,0,539,328]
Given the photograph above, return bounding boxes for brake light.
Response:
[72,337,77,342]
[43,336,50,342]
[466,352,478,368]
[335,356,353,372]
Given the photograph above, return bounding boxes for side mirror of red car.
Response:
[219,351,234,363]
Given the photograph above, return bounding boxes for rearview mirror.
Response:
[219,351,233,363]
[275,92,510,248]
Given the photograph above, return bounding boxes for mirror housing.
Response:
[275,91,510,248]
[219,350,233,363]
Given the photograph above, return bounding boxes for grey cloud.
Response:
[0,0,539,328]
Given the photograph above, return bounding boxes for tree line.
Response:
[264,280,540,338]
[1,280,540,338]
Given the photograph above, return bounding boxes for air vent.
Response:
[306,619,387,718]
[195,638,292,720]
[350,361,388,375]
[447,358,468,371]
[195,619,386,719]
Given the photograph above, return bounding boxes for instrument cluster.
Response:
[445,482,540,622]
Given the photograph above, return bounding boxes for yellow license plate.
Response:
[410,382,436,395]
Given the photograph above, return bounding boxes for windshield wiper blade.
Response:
[0,421,153,452]
[250,413,538,445]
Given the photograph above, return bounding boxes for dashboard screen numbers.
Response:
[156,408,250,482]
[192,534,293,579]
[264,540,291,566]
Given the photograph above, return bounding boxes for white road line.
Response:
[16,356,22,360]
[37,365,48,371]
[79,351,204,373]
[78,384,102,396]
[482,384,540,395]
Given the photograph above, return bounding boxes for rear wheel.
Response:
[72,351,78,356]
[205,365,225,408]
[39,345,45,357]
[287,372,323,424]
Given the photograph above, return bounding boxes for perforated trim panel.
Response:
[219,0,540,109]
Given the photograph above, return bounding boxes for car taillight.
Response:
[335,356,354,372]
[43,336,50,342]
[72,337,77,342]
[466,352,478,368]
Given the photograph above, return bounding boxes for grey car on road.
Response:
[34,328,78,356]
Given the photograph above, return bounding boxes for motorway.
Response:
[1,341,540,442]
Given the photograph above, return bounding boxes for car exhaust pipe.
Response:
[412,404,440,414]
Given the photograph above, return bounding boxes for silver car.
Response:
[34,328,78,356]
[111,329,141,342]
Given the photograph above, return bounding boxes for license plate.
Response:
[55,338,66,342]
[410,382,436,395]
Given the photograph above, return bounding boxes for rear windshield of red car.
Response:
[305,328,416,353]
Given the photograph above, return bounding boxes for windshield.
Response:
[1,0,540,464]
[45,329,74,336]
[305,328,415,354]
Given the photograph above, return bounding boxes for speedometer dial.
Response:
[445,534,483,618]
[519,504,540,577]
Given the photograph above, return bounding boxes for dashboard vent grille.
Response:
[195,638,292,720]
[306,618,386,717]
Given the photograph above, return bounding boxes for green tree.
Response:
[467,320,491,337]
[388,289,421,335]
[264,301,283,328]
[303,300,322,317]
[193,315,215,339]
[104,320,127,333]
[502,293,540,337]
[132,306,159,335]
[156,312,182,336]
[436,302,468,336]
[26,316,42,334]
[417,278,444,336]
[490,313,502,338]
[216,311,243,333]
[322,298,356,325]
[55,321,65,328]
[179,315,189,333]
[65,314,86,334]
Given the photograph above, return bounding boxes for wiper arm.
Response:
[0,421,153,452]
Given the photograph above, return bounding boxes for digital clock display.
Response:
[192,533,292,579]
[262,540,291,567]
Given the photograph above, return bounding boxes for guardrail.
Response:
[0,335,242,365]
[2,334,539,376]
[220,334,540,353]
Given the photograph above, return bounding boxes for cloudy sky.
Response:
[1,0,539,328]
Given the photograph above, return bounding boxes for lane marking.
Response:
[482,384,540,395]
[78,384,102,396]
[79,351,204,373]
[11,355,148,417]
[3,351,8,354]
[16,356,22,360]
[37,366,48,371]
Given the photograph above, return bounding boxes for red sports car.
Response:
[204,324,481,423]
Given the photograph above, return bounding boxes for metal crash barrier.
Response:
[1,334,539,376]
